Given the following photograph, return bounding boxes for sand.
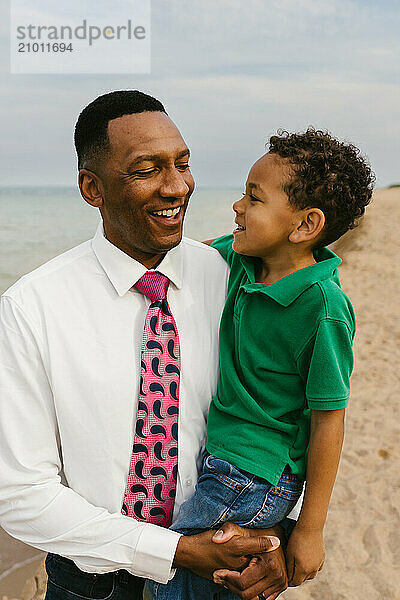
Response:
[283,188,400,599]
[0,557,45,600]
[1,188,399,599]
[0,528,45,599]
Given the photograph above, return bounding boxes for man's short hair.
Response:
[74,90,166,170]
[268,127,375,248]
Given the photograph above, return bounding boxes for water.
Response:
[0,186,240,294]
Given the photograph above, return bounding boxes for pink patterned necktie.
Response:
[122,271,180,527]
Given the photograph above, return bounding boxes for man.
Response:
[0,91,292,599]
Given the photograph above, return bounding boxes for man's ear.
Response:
[78,169,104,208]
[289,208,325,244]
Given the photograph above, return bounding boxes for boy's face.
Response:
[232,152,301,258]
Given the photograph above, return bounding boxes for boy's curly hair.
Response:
[268,127,375,247]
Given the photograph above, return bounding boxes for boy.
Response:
[144,128,374,599]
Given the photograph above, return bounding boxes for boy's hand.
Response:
[285,526,325,587]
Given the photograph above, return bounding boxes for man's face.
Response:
[97,111,194,266]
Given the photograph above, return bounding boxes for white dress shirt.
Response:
[0,221,229,583]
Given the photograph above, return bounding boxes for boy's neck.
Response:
[256,247,316,285]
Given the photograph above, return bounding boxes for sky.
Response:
[0,0,399,188]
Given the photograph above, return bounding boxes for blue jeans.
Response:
[44,553,145,600]
[144,452,303,600]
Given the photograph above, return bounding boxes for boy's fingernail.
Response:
[269,536,281,548]
[213,529,224,540]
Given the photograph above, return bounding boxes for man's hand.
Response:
[173,522,281,595]
[212,523,288,600]
[286,526,325,587]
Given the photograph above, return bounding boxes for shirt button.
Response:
[185,478,192,486]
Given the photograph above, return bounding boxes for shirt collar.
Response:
[241,247,342,307]
[91,220,184,297]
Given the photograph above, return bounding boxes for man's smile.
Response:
[147,205,185,227]
[149,206,182,218]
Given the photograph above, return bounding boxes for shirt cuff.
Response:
[307,396,349,410]
[130,523,182,584]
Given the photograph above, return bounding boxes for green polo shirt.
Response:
[207,234,355,485]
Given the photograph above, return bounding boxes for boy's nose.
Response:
[233,196,245,214]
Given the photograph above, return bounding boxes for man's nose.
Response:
[159,168,190,198]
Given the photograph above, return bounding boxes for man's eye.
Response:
[176,163,190,171]
[134,168,157,177]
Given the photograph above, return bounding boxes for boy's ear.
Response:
[289,208,325,244]
[78,169,105,208]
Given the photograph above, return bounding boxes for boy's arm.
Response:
[286,408,345,586]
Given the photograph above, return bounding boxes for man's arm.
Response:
[0,295,180,584]
[286,408,345,586]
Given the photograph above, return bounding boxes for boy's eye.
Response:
[249,193,261,202]
[242,192,261,202]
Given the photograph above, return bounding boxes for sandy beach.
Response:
[1,187,399,599]
[283,187,400,599]
[0,528,45,599]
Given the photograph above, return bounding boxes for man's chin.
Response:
[148,229,184,253]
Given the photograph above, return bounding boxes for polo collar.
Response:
[91,220,184,297]
[241,247,342,307]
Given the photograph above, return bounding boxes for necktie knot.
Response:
[135,271,170,303]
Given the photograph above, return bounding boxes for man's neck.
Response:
[103,229,167,270]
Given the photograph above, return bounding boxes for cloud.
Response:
[0,0,399,187]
